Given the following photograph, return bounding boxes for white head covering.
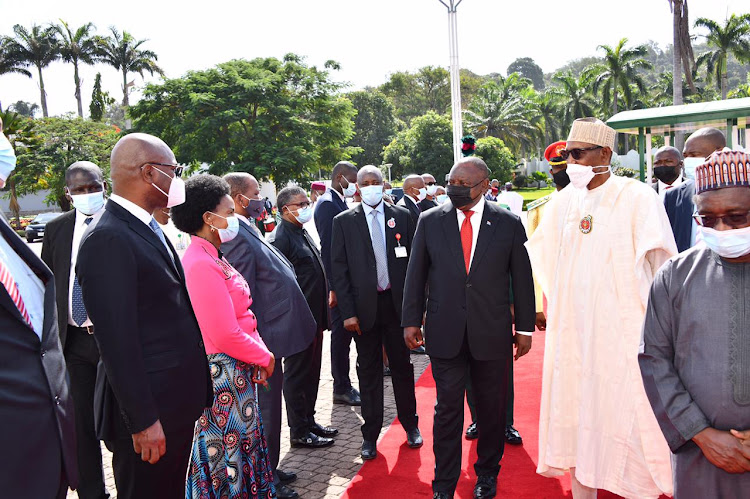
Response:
[567,118,617,150]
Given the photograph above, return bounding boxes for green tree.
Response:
[588,38,652,115]
[129,56,356,185]
[383,111,453,181]
[0,38,32,111]
[0,110,40,225]
[534,88,563,146]
[553,71,597,128]
[345,89,397,166]
[380,66,451,123]
[7,101,39,117]
[695,14,750,99]
[474,136,516,183]
[96,27,164,108]
[89,73,114,121]
[2,24,60,117]
[56,20,100,118]
[507,57,545,90]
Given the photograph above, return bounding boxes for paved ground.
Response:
[66,332,432,498]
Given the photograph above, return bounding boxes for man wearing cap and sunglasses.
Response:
[526,118,677,498]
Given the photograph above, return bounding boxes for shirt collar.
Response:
[330,187,345,202]
[236,213,251,226]
[109,194,154,226]
[658,175,685,191]
[362,200,385,217]
[74,204,105,225]
[458,195,486,218]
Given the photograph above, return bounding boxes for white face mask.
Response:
[436,194,448,204]
[151,167,186,208]
[341,176,357,197]
[566,163,611,189]
[209,212,239,243]
[426,185,438,196]
[683,157,706,180]
[416,187,428,202]
[360,184,384,207]
[70,190,105,216]
[0,133,17,188]
[291,206,313,224]
[700,225,750,259]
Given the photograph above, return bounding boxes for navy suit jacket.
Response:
[314,188,348,287]
[664,179,695,253]
[222,218,316,358]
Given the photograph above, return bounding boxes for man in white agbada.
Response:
[526,118,676,498]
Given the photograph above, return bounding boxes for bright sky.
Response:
[0,0,746,117]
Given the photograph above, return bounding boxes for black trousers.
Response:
[107,427,193,499]
[259,358,284,485]
[330,305,354,394]
[284,328,324,438]
[65,326,109,499]
[466,359,515,425]
[431,334,510,495]
[353,290,418,441]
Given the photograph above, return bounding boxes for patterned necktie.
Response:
[72,217,93,326]
[370,210,390,291]
[149,218,176,266]
[0,257,33,328]
[460,210,474,273]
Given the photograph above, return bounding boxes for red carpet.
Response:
[342,329,662,498]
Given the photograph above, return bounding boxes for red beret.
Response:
[544,141,567,165]
[311,181,326,191]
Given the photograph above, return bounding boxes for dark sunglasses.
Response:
[693,210,750,229]
[141,162,184,177]
[560,146,602,161]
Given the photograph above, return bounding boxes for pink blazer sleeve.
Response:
[184,257,272,367]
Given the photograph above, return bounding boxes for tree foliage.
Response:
[345,89,397,166]
[56,20,100,117]
[695,14,750,99]
[507,57,545,90]
[383,111,453,181]
[474,136,516,184]
[379,66,451,123]
[129,56,357,185]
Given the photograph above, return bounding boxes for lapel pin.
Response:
[387,217,396,229]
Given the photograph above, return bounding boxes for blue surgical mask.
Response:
[209,212,240,243]
[292,206,313,224]
[360,184,384,207]
[683,157,705,180]
[436,194,448,204]
[0,133,17,185]
[70,190,105,216]
[341,176,357,197]
[385,189,393,196]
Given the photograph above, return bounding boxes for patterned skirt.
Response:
[186,353,276,499]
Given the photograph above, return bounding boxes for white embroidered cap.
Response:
[567,118,617,150]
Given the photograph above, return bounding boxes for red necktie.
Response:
[0,258,33,328]
[461,210,474,273]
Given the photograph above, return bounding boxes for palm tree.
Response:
[694,14,750,99]
[668,1,697,106]
[0,39,33,112]
[534,88,563,146]
[96,27,164,108]
[587,38,652,116]
[0,110,38,226]
[56,20,99,118]
[553,71,597,130]
[2,24,60,117]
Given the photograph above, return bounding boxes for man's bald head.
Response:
[403,174,426,201]
[684,127,726,158]
[65,161,103,185]
[654,146,683,162]
[357,165,383,185]
[447,157,490,210]
[450,157,490,180]
[224,172,258,198]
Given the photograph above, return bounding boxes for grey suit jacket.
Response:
[222,218,316,358]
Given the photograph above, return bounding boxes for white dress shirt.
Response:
[362,200,386,245]
[110,194,176,263]
[657,175,685,201]
[455,196,533,336]
[68,207,104,327]
[0,233,45,339]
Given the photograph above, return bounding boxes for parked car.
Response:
[25,212,63,242]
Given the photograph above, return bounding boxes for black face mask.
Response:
[552,169,570,189]
[653,166,680,184]
[447,179,484,209]
[245,198,266,220]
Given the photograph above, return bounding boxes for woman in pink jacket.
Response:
[171,174,275,498]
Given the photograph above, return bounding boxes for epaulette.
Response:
[527,194,551,211]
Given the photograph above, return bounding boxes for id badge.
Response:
[395,246,408,258]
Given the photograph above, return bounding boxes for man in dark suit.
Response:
[76,133,212,499]
[313,161,362,406]
[331,165,421,461]
[270,186,338,449]
[42,161,109,499]
[223,172,317,499]
[402,157,535,499]
[419,173,439,212]
[397,174,426,230]
[0,118,78,497]
[664,127,726,253]
[651,146,685,200]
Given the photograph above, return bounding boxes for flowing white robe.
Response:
[526,175,676,498]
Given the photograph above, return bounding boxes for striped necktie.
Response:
[72,217,93,326]
[0,257,33,328]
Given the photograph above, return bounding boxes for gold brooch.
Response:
[579,215,593,234]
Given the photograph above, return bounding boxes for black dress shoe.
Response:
[473,475,497,498]
[505,424,523,445]
[465,421,478,440]
[406,427,423,448]
[290,432,335,448]
[333,387,362,406]
[433,492,453,499]
[361,439,377,460]
[410,345,426,354]
[310,421,339,437]
[276,484,299,499]
[276,469,297,484]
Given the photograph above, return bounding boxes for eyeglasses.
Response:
[286,201,311,209]
[140,162,184,177]
[560,146,602,161]
[693,210,750,229]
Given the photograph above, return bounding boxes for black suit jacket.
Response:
[76,199,212,441]
[222,218,316,358]
[401,201,535,361]
[418,198,438,212]
[269,219,329,331]
[664,179,695,253]
[0,217,78,493]
[331,203,414,332]
[41,209,76,347]
[314,188,348,287]
[397,195,421,231]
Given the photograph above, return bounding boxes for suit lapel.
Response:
[241,219,294,269]
[383,204,397,268]
[468,205,500,277]
[59,212,75,295]
[354,205,376,264]
[439,204,467,277]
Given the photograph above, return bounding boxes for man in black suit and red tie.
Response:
[402,157,535,499]
[331,165,422,461]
